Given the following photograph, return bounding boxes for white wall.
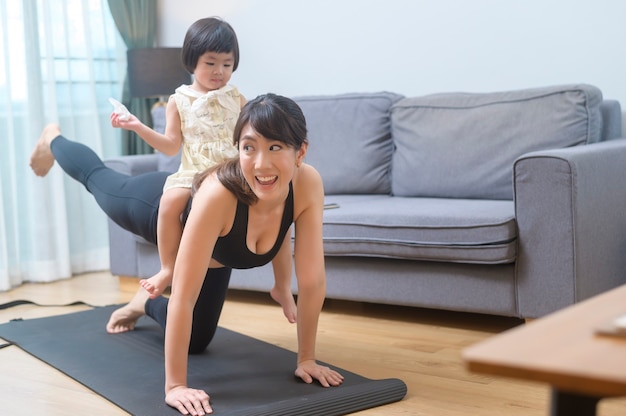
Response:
[157,0,626,106]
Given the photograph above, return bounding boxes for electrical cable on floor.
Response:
[0,300,99,310]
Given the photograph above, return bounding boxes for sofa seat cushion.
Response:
[391,84,603,200]
[322,195,516,264]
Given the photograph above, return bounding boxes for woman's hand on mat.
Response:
[295,359,345,387]
[165,385,212,415]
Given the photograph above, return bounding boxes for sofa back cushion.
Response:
[294,92,404,195]
[390,84,603,200]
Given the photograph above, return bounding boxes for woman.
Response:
[29,93,344,415]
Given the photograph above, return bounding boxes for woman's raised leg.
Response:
[29,123,168,244]
[29,124,59,177]
[31,124,230,350]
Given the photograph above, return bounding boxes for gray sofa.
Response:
[105,84,626,319]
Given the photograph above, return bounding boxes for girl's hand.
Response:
[295,359,344,387]
[110,112,140,130]
[165,385,212,415]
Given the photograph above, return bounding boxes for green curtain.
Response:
[107,0,158,155]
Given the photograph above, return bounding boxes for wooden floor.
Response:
[1,271,625,415]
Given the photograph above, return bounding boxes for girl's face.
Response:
[191,51,235,92]
[238,123,306,203]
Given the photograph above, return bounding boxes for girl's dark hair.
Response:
[192,93,308,205]
[181,17,239,73]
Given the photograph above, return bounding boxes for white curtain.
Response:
[0,0,126,290]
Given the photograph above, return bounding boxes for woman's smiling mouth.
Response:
[256,175,278,185]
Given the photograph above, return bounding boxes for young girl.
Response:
[111,17,297,322]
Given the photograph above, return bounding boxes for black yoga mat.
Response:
[0,304,406,415]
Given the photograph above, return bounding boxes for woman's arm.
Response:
[270,229,297,323]
[292,164,344,387]
[163,176,235,414]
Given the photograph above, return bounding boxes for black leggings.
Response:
[51,135,231,353]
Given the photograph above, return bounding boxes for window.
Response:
[0,0,126,288]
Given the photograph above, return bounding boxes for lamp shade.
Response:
[127,48,191,98]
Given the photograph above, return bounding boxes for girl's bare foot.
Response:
[30,124,61,177]
[106,288,149,333]
[270,286,297,323]
[140,269,172,299]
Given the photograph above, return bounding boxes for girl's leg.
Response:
[141,188,190,298]
[144,267,232,353]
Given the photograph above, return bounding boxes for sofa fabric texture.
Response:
[105,83,626,319]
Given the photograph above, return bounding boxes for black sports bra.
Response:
[208,182,294,269]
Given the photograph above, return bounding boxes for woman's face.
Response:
[238,123,305,203]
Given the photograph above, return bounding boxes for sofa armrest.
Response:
[107,219,140,277]
[514,139,626,318]
[104,153,158,176]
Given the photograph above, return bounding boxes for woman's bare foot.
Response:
[270,286,297,323]
[140,269,172,299]
[30,124,61,177]
[106,288,149,333]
